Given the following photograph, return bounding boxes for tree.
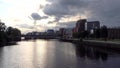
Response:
[0,22,6,44]
[13,28,21,41]
[6,27,21,42]
[100,25,108,41]
[0,22,6,32]
[0,20,21,45]
[94,28,100,38]
[82,31,89,38]
[6,27,14,42]
[73,32,79,38]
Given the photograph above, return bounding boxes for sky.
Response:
[0,0,120,33]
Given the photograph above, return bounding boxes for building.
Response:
[73,27,78,33]
[59,28,65,37]
[46,29,55,35]
[55,30,60,37]
[86,21,100,33]
[63,28,73,39]
[46,29,55,38]
[108,27,120,39]
[75,19,87,33]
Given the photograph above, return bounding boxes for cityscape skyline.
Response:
[0,0,120,33]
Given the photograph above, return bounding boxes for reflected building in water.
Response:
[75,45,108,61]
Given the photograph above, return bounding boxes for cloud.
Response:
[57,21,76,28]
[31,13,48,20]
[48,17,60,24]
[41,16,48,19]
[43,0,96,26]
[43,0,91,19]
[31,13,41,20]
[43,0,120,27]
[16,24,34,29]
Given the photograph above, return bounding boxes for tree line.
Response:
[0,21,21,46]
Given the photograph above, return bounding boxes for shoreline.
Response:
[0,41,17,46]
[59,38,120,49]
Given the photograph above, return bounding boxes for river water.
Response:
[0,39,120,68]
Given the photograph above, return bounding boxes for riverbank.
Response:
[0,41,17,46]
[83,40,120,49]
[59,38,120,49]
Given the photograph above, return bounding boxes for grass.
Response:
[85,38,120,43]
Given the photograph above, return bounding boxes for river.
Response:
[0,39,120,68]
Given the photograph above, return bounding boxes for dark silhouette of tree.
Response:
[13,28,21,41]
[0,20,21,46]
[73,32,79,38]
[100,25,108,41]
[82,31,89,38]
[73,31,89,39]
[6,27,21,42]
[0,22,6,44]
[0,22,6,31]
[6,27,14,42]
[94,28,100,38]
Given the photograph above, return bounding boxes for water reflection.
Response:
[75,45,108,61]
[74,44,120,68]
[0,40,120,68]
[0,47,4,67]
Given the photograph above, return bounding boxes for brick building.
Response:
[108,27,120,39]
[75,19,87,33]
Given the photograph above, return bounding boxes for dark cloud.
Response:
[86,0,120,26]
[43,0,120,27]
[43,0,89,17]
[31,13,48,20]
[31,13,41,20]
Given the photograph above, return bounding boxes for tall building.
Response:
[76,19,87,33]
[86,21,100,33]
